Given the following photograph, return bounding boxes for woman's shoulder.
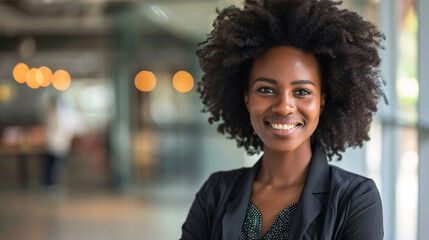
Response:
[211,166,252,180]
[328,164,370,181]
[196,166,254,200]
[203,166,253,189]
[327,164,380,201]
[324,165,383,238]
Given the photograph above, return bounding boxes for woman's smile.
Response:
[244,46,324,153]
[264,118,303,136]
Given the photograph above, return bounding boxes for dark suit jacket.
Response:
[181,146,384,240]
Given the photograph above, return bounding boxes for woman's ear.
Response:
[320,93,326,112]
[244,92,249,111]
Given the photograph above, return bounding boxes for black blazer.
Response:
[181,146,384,240]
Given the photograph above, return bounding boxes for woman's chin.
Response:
[262,140,311,154]
[263,143,300,154]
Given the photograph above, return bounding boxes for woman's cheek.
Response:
[249,97,268,113]
[303,100,320,113]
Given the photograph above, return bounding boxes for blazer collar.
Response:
[288,145,330,239]
[222,155,262,240]
[222,145,329,240]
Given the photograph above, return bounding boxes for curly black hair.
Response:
[196,0,387,160]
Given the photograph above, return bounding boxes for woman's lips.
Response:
[265,120,302,136]
[265,117,301,125]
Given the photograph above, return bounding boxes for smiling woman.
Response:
[181,0,386,239]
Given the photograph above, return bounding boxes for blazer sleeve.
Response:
[181,173,219,240]
[340,179,384,240]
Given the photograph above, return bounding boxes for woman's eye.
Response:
[295,89,311,95]
[257,87,275,94]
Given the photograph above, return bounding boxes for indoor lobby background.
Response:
[0,0,428,239]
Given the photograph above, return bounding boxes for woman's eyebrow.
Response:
[254,78,277,84]
[291,80,316,86]
[255,78,316,86]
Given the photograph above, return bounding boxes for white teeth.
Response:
[270,123,297,130]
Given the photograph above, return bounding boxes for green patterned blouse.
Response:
[239,200,298,240]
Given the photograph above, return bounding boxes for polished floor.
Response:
[0,187,193,240]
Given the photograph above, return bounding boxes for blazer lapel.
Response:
[221,145,329,240]
[222,158,262,240]
[289,146,330,239]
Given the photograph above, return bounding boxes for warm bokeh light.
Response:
[13,63,30,84]
[135,71,156,92]
[38,66,53,87]
[0,84,11,102]
[172,71,193,93]
[52,70,71,91]
[25,68,43,89]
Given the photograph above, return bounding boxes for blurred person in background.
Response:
[43,95,75,198]
[181,0,386,239]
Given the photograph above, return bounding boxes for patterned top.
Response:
[239,200,298,240]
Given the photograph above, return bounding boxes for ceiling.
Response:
[0,0,243,39]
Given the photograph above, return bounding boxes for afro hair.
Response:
[196,0,387,160]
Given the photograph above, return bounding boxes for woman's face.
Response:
[244,46,324,153]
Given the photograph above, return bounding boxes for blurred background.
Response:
[0,0,427,239]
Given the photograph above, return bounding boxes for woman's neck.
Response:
[257,141,312,189]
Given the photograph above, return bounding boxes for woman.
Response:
[182,0,386,239]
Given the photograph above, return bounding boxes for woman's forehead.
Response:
[249,46,321,87]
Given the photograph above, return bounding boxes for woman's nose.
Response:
[272,92,296,115]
